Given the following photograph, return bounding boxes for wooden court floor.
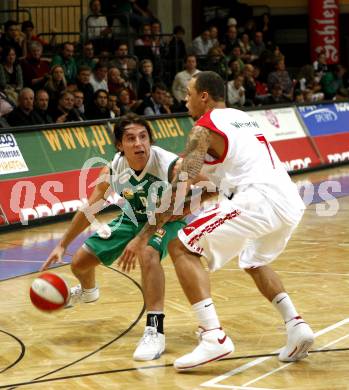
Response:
[1,166,349,389]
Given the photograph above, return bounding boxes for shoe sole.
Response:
[64,297,99,309]
[279,337,314,362]
[174,349,233,371]
[133,348,165,361]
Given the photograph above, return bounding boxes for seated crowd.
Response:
[0,0,348,128]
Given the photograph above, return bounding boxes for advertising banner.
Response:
[298,103,349,136]
[309,0,340,64]
[0,133,29,175]
[312,133,349,165]
[0,117,193,226]
[246,107,307,142]
[271,138,322,172]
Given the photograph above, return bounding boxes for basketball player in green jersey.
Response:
[41,113,186,361]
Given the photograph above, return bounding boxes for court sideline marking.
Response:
[200,317,349,389]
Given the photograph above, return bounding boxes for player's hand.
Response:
[40,245,66,271]
[118,236,144,273]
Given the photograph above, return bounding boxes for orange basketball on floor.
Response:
[30,272,70,312]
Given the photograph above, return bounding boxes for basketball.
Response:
[30,272,70,312]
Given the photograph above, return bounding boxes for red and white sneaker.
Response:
[278,316,314,362]
[174,327,234,371]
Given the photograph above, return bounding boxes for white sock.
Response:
[272,292,299,323]
[82,286,99,300]
[192,298,220,330]
[83,286,98,293]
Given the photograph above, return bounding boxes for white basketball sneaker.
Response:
[174,327,234,371]
[133,326,166,361]
[278,316,314,362]
[65,285,100,308]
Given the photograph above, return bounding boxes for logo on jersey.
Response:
[122,188,134,199]
[155,228,166,238]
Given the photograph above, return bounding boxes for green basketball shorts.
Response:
[83,216,186,266]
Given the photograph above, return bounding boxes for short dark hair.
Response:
[21,20,34,32]
[152,82,167,93]
[113,113,154,147]
[193,71,225,102]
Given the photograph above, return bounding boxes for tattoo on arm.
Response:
[181,126,211,179]
[137,126,211,241]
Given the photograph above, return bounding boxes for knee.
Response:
[138,246,160,271]
[71,248,95,274]
[168,238,188,265]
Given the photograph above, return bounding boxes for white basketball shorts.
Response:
[178,186,303,271]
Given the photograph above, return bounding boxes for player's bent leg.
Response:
[133,246,165,361]
[244,266,314,361]
[67,247,101,307]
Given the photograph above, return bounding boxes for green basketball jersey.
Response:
[110,146,178,222]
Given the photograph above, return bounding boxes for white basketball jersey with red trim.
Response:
[196,108,304,224]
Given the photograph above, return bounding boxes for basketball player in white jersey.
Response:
[120,71,315,370]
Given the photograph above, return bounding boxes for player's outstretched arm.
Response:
[40,166,110,271]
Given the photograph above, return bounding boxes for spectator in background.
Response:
[34,89,53,123]
[108,93,121,118]
[0,21,25,58]
[44,64,67,112]
[205,46,228,80]
[238,33,253,63]
[252,61,268,99]
[21,20,56,52]
[250,31,266,61]
[86,0,111,53]
[109,42,138,89]
[192,29,214,56]
[243,18,257,40]
[258,13,274,45]
[227,58,241,81]
[90,62,108,92]
[227,73,246,107]
[221,25,238,56]
[117,88,137,115]
[76,41,98,70]
[107,66,128,95]
[262,83,291,105]
[51,90,84,123]
[313,52,328,82]
[21,41,50,91]
[86,89,111,119]
[6,88,44,126]
[51,42,77,84]
[162,91,175,114]
[137,59,157,100]
[76,66,94,109]
[0,91,15,118]
[267,56,293,99]
[141,83,167,116]
[172,55,200,110]
[209,26,219,47]
[321,64,348,100]
[166,25,187,76]
[0,46,23,104]
[73,89,86,119]
[242,63,256,105]
[230,45,245,72]
[134,23,152,47]
[296,64,324,102]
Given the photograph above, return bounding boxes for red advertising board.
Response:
[312,133,349,165]
[0,168,101,225]
[271,138,322,172]
[309,0,340,64]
